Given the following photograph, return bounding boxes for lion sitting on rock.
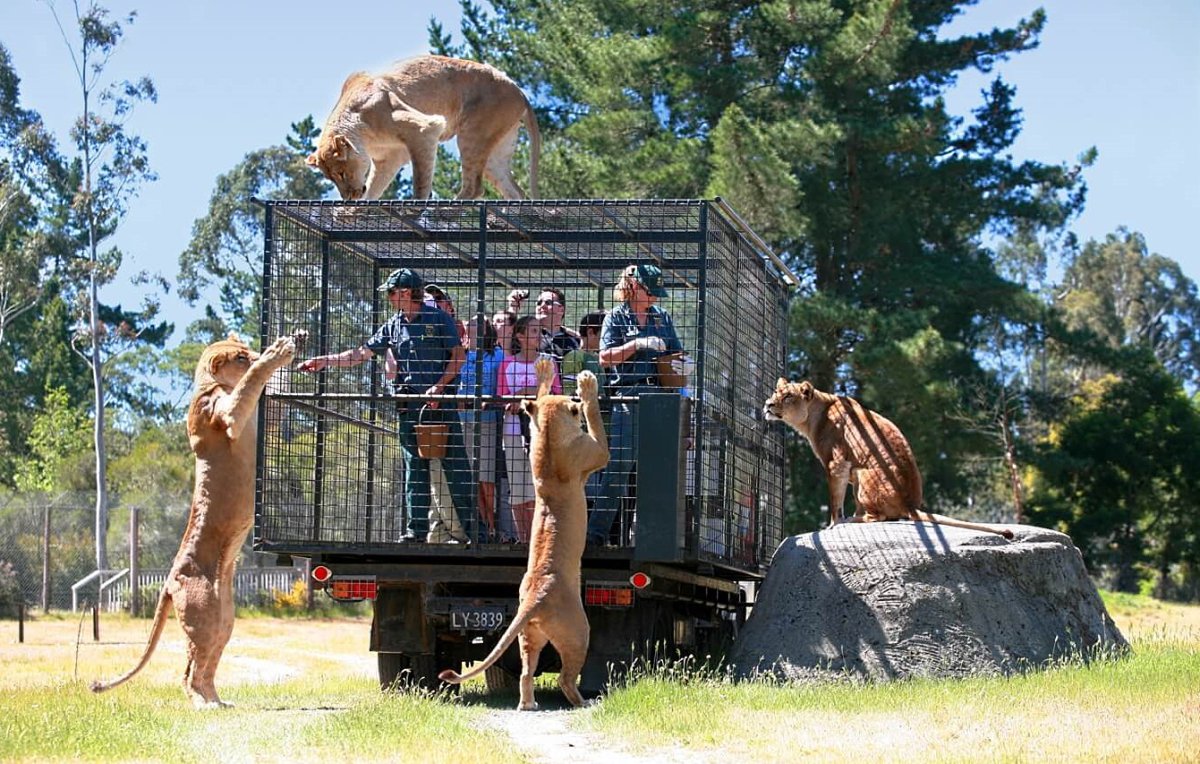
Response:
[763,378,1013,539]
[91,333,296,708]
[307,55,540,200]
[439,358,608,709]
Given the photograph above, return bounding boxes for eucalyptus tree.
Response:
[1057,228,1200,391]
[178,118,330,340]
[42,1,159,569]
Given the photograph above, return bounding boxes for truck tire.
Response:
[378,652,439,691]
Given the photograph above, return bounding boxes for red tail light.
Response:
[629,571,652,589]
[585,583,634,608]
[328,576,377,601]
[311,565,332,583]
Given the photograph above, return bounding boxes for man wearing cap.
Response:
[297,268,481,543]
[586,263,684,546]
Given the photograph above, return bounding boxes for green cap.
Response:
[627,263,668,297]
[378,268,424,292]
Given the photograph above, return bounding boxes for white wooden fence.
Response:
[93,567,304,612]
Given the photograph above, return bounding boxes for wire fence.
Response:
[0,492,301,617]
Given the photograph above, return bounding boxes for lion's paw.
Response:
[534,356,555,385]
[577,369,598,400]
[263,336,296,367]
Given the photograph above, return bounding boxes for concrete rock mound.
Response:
[731,522,1127,681]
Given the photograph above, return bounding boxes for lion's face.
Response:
[763,378,814,424]
[522,396,585,446]
[306,134,370,200]
[196,334,259,389]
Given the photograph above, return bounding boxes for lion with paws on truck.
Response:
[439,358,608,709]
[91,333,297,708]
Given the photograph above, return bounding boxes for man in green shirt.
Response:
[560,310,605,396]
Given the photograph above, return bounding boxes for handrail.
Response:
[71,568,127,612]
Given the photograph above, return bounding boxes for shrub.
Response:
[0,560,22,618]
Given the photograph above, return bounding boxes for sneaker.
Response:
[399,534,425,544]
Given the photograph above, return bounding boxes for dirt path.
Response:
[483,707,709,764]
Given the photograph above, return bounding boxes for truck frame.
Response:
[255,198,795,692]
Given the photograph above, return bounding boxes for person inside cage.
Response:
[419,284,469,543]
[498,314,561,543]
[560,310,606,396]
[295,267,482,544]
[506,287,582,364]
[459,313,504,540]
[425,283,467,346]
[491,309,519,543]
[586,263,690,546]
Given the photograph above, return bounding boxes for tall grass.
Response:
[0,613,530,763]
[0,676,531,763]
[2,592,1196,762]
[583,594,1200,763]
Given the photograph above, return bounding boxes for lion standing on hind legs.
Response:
[91,333,296,708]
[763,378,1014,539]
[439,358,609,709]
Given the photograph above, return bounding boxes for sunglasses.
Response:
[536,298,562,306]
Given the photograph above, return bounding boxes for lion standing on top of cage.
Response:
[306,55,540,200]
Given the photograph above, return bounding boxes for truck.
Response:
[255,198,796,693]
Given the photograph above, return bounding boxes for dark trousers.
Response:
[396,406,481,540]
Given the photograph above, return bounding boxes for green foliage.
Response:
[1059,227,1200,389]
[108,422,191,508]
[0,560,19,617]
[435,0,1089,512]
[13,387,92,494]
[707,103,806,243]
[1028,350,1200,594]
[178,130,330,336]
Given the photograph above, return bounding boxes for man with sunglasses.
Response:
[297,268,481,543]
[531,287,582,359]
[506,286,582,368]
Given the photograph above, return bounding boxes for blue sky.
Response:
[3,1,1197,340]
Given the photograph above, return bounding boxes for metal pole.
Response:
[92,604,100,642]
[304,558,314,612]
[41,506,51,613]
[129,507,140,617]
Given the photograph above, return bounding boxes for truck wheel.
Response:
[378,652,439,691]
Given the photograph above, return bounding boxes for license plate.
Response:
[450,605,506,631]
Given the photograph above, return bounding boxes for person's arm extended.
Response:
[297,345,372,372]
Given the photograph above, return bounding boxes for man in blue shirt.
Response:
[297,268,481,543]
[586,263,683,546]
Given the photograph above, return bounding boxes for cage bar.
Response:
[256,199,793,575]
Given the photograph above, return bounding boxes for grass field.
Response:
[1,592,1198,763]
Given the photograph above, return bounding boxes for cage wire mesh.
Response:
[257,200,791,574]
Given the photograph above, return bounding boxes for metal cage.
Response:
[255,199,794,575]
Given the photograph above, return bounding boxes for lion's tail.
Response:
[90,584,173,693]
[438,600,537,685]
[912,508,1015,540]
[523,98,541,198]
